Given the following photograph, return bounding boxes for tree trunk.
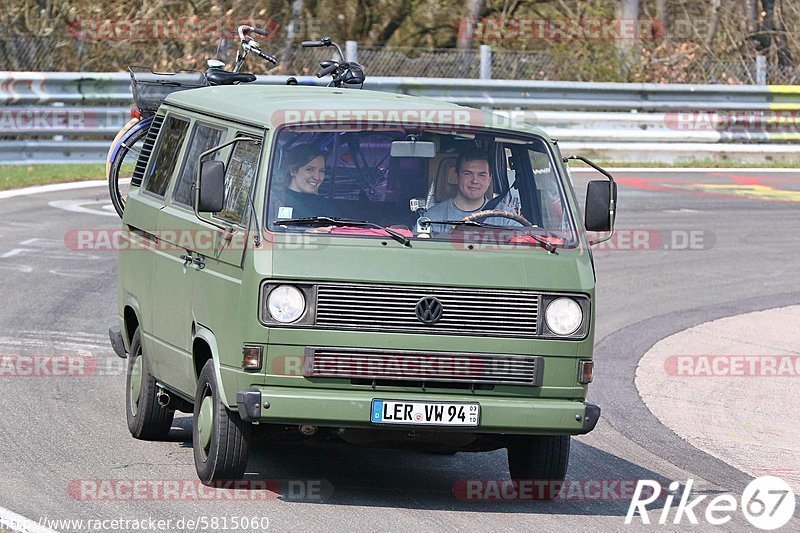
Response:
[757,0,775,51]
[615,0,640,78]
[371,0,412,46]
[655,0,669,41]
[745,0,758,35]
[456,0,484,50]
[615,0,640,54]
[774,0,793,69]
[705,0,721,48]
[280,0,305,67]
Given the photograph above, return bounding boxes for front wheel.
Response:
[193,360,251,484]
[506,435,570,500]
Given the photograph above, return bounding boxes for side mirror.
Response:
[198,160,225,213]
[584,180,617,232]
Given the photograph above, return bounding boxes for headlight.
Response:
[545,297,583,336]
[267,285,306,323]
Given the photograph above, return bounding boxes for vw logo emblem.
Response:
[415,296,444,325]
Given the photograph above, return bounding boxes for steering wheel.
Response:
[460,209,533,227]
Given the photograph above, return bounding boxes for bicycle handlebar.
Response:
[253,48,278,65]
[317,63,338,78]
[238,25,271,41]
[302,40,324,47]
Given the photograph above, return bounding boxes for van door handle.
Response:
[193,255,206,270]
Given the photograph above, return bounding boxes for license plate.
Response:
[370,399,480,427]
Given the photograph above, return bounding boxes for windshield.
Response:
[265,127,578,247]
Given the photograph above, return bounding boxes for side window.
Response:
[144,115,190,197]
[173,123,226,207]
[527,146,564,230]
[216,136,261,225]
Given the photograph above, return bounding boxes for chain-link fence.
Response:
[2,34,797,85]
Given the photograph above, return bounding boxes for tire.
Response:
[108,119,149,218]
[506,435,570,500]
[193,360,251,485]
[126,328,174,440]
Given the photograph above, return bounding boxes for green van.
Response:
[109,84,616,493]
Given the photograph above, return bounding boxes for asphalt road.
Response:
[0,170,799,532]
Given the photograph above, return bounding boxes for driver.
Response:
[422,150,521,233]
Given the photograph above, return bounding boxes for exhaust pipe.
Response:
[157,390,170,408]
[299,424,317,436]
[154,384,193,413]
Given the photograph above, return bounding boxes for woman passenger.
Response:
[270,143,336,220]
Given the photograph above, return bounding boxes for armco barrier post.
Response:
[756,56,767,85]
[345,41,358,63]
[479,45,492,80]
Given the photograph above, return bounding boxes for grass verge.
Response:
[0,164,106,191]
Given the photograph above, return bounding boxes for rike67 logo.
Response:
[626,476,796,530]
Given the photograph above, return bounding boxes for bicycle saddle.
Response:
[205,69,257,86]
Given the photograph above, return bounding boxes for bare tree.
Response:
[457,0,484,50]
[655,0,669,41]
[615,0,640,55]
[756,0,793,68]
[705,0,721,48]
[370,0,413,45]
[745,0,759,35]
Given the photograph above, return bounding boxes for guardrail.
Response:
[2,72,799,164]
[3,72,799,109]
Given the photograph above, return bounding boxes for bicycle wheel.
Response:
[108,119,150,218]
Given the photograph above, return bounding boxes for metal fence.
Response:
[3,35,798,84]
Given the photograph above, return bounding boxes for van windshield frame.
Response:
[263,124,580,248]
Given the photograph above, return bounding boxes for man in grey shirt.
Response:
[422,151,522,234]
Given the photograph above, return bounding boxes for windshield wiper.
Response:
[276,216,412,248]
[425,219,558,253]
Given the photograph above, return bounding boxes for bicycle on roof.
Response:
[106,24,277,218]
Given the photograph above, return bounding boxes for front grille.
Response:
[306,348,543,386]
[314,283,539,338]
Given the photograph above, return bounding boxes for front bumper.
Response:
[236,387,600,435]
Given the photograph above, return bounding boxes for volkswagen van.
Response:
[109,84,616,494]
